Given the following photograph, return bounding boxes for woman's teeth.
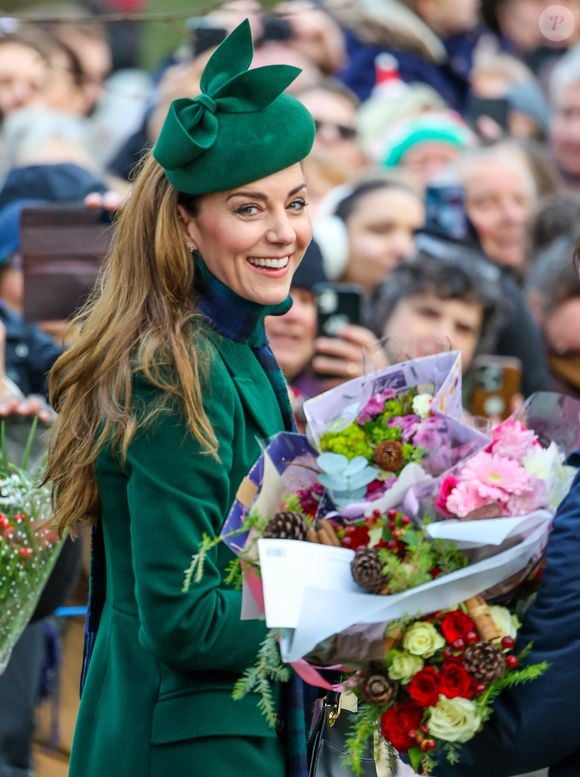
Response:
[248,256,289,269]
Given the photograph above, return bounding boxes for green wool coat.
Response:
[68,328,287,777]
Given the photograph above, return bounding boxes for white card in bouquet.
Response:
[257,539,358,629]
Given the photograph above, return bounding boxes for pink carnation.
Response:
[358,388,397,424]
[505,476,548,516]
[487,418,539,461]
[460,451,531,500]
[446,480,489,518]
[435,475,459,517]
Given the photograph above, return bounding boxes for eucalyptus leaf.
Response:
[317,452,348,474]
[343,456,369,476]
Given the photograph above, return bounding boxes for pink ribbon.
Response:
[291,658,356,691]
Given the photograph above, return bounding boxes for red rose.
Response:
[440,610,476,644]
[381,702,423,753]
[407,666,441,707]
[439,661,476,699]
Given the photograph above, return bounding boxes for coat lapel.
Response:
[214,336,285,441]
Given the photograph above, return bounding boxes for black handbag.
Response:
[308,692,377,777]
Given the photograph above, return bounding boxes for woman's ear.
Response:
[177,204,198,250]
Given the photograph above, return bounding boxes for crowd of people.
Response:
[0,0,579,775]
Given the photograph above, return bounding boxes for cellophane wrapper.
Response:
[0,469,61,674]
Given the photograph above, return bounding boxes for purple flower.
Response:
[389,414,421,441]
[357,388,397,424]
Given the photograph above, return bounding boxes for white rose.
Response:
[427,696,482,743]
[402,622,445,658]
[387,650,424,684]
[489,605,520,639]
[412,393,433,419]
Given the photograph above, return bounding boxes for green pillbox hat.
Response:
[152,19,315,195]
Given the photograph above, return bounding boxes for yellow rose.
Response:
[402,622,445,658]
[428,696,482,743]
[489,605,520,639]
[387,650,424,684]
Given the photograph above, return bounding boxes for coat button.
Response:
[15,344,29,358]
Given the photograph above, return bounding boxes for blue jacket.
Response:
[339,28,479,114]
[434,451,580,777]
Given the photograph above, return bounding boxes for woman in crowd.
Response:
[45,21,315,777]
[313,176,425,301]
[373,249,503,377]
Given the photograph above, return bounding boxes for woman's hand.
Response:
[312,324,388,389]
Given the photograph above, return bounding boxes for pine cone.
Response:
[263,511,309,541]
[358,665,398,705]
[373,440,405,472]
[464,641,505,682]
[351,547,386,594]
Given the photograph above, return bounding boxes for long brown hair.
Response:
[45,153,218,536]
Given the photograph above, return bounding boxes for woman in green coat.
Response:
[44,20,315,777]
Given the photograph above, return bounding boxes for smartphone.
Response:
[469,96,510,133]
[468,355,523,420]
[313,282,363,338]
[186,17,228,55]
[424,183,471,243]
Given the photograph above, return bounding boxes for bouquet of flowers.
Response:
[347,600,546,775]
[0,419,61,673]
[417,393,579,603]
[195,429,548,774]
[304,352,488,516]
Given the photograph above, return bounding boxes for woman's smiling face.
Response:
[180,163,312,306]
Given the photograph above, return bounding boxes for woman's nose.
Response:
[266,212,296,245]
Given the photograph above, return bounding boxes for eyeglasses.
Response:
[313,119,357,141]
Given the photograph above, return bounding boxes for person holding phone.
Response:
[45,21,316,777]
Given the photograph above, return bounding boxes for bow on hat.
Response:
[153,19,301,171]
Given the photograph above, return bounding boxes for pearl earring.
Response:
[186,243,194,252]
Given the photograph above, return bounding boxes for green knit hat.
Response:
[152,19,315,195]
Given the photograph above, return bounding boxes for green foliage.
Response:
[232,631,290,728]
[223,557,243,589]
[321,424,373,460]
[182,509,267,593]
[378,533,468,593]
[343,702,383,776]
[476,645,549,723]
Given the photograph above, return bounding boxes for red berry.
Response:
[501,636,515,650]
[452,638,465,651]
[419,724,429,734]
[420,739,436,752]
[389,522,397,532]
[401,515,411,526]
[387,509,398,519]
[443,647,453,658]
[465,631,479,645]
[474,682,487,694]
[387,540,398,550]
[392,528,404,540]
[407,729,417,740]
[505,655,519,669]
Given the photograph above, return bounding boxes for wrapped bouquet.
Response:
[0,420,61,673]
[184,360,574,773]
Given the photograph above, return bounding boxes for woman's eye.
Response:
[235,204,260,216]
[288,198,308,211]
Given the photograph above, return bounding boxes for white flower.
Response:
[427,696,482,743]
[489,605,520,639]
[387,650,424,684]
[523,443,576,511]
[402,622,445,658]
[412,393,433,419]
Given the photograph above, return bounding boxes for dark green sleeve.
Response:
[126,364,267,674]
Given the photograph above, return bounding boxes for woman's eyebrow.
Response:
[226,183,307,201]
